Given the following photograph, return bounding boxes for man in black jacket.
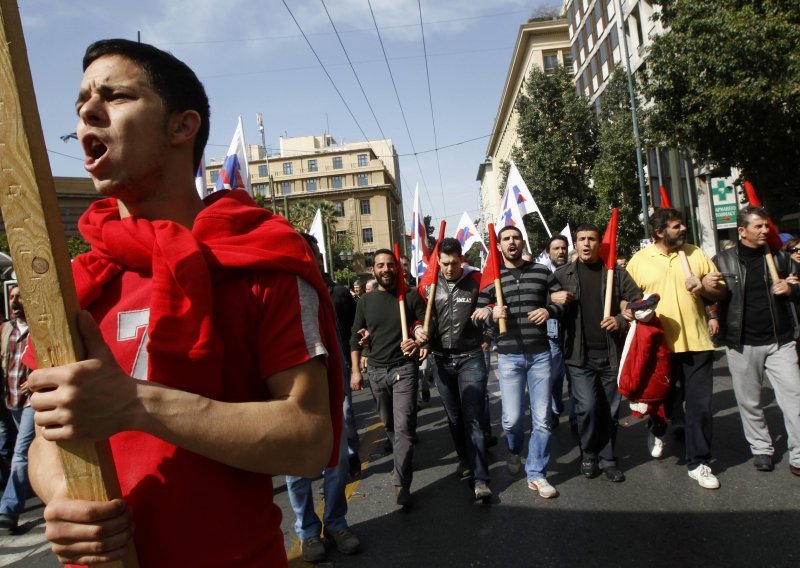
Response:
[417,238,492,501]
[553,224,641,482]
[477,226,562,499]
[713,206,800,476]
[351,249,427,506]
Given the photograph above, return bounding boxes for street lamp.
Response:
[339,250,354,284]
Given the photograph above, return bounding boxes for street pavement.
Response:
[2,350,799,567]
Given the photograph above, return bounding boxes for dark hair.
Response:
[498,225,523,240]
[574,223,601,238]
[547,234,569,250]
[83,39,210,172]
[737,205,769,228]
[372,248,395,266]
[648,207,682,237]
[399,255,410,262]
[301,233,318,246]
[439,237,462,257]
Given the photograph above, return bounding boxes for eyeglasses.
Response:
[789,247,800,254]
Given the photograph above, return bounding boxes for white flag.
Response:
[195,153,207,198]
[496,186,532,253]
[410,184,429,278]
[505,161,552,237]
[214,116,251,195]
[560,223,574,251]
[309,208,328,273]
[452,212,487,255]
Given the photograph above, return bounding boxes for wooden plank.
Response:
[0,3,138,566]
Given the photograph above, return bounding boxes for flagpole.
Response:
[394,243,409,342]
[487,224,507,335]
[422,221,446,335]
[602,209,619,318]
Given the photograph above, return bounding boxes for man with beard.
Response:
[545,235,575,432]
[627,208,726,489]
[350,250,427,507]
[477,226,562,499]
[713,206,800,476]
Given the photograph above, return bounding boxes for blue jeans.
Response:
[496,351,552,480]
[434,352,490,483]
[286,426,349,539]
[0,406,34,518]
[567,359,621,468]
[0,407,15,489]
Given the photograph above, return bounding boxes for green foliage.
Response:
[333,267,358,286]
[67,236,92,258]
[592,68,648,257]
[645,0,800,217]
[511,64,599,252]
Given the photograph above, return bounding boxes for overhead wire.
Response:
[417,0,448,217]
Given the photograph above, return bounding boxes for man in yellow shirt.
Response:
[627,208,726,489]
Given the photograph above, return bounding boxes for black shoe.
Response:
[0,514,17,531]
[754,454,774,472]
[394,486,411,508]
[348,454,362,478]
[384,438,393,453]
[580,456,598,478]
[550,413,560,429]
[484,434,498,448]
[300,536,327,563]
[421,390,431,403]
[602,466,626,482]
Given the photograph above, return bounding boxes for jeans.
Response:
[367,362,418,488]
[568,359,621,468]
[286,427,349,539]
[434,352,490,483]
[0,406,34,518]
[0,407,15,489]
[650,351,714,469]
[342,362,360,460]
[496,351,552,480]
[726,341,800,468]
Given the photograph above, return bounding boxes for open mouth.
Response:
[82,134,108,166]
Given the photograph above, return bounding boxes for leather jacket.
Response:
[713,247,800,348]
[424,267,486,356]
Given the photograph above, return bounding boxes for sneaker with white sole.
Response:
[507,454,522,475]
[527,478,558,499]
[647,432,666,458]
[688,464,720,489]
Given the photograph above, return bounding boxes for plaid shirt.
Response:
[4,320,30,410]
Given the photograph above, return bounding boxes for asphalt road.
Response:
[2,350,799,567]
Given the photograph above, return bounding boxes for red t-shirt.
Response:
[79,266,326,567]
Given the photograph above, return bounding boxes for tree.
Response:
[592,68,648,257]
[510,64,599,252]
[645,0,800,217]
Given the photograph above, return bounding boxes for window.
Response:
[209,170,219,183]
[307,159,318,172]
[360,199,371,215]
[364,252,374,267]
[362,228,373,244]
[253,183,267,196]
[331,175,343,189]
[332,156,343,169]
[357,154,369,167]
[258,164,269,178]
[283,162,293,175]
[336,230,347,242]
[281,181,292,195]
[563,50,574,70]
[543,53,559,74]
[334,201,345,217]
[306,178,318,192]
[357,173,369,187]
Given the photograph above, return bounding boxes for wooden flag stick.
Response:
[678,250,693,280]
[603,270,615,318]
[0,3,138,566]
[764,247,780,284]
[422,221,446,335]
[495,279,508,335]
[399,298,409,342]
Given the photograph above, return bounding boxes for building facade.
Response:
[476,19,572,231]
[206,134,404,267]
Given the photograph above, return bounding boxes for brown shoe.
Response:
[790,464,800,477]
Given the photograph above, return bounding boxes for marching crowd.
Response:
[0,38,797,568]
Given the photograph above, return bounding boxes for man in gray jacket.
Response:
[713,205,800,476]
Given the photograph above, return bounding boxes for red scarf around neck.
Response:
[72,189,343,467]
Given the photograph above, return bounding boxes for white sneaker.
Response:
[507,454,521,475]
[688,464,720,489]
[527,478,558,499]
[647,432,666,458]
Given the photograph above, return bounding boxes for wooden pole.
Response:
[0,3,138,566]
[678,250,693,279]
[495,279,508,335]
[399,298,409,342]
[764,247,780,283]
[603,270,615,318]
[422,221,446,335]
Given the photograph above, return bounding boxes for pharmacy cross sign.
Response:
[711,178,738,229]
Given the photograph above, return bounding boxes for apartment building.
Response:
[207,134,404,266]
[476,18,571,229]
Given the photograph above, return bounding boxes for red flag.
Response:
[418,221,446,298]
[600,208,619,270]
[659,186,672,209]
[479,223,501,292]
[743,181,783,250]
[393,243,408,299]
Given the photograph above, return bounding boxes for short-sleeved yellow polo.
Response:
[627,243,721,353]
